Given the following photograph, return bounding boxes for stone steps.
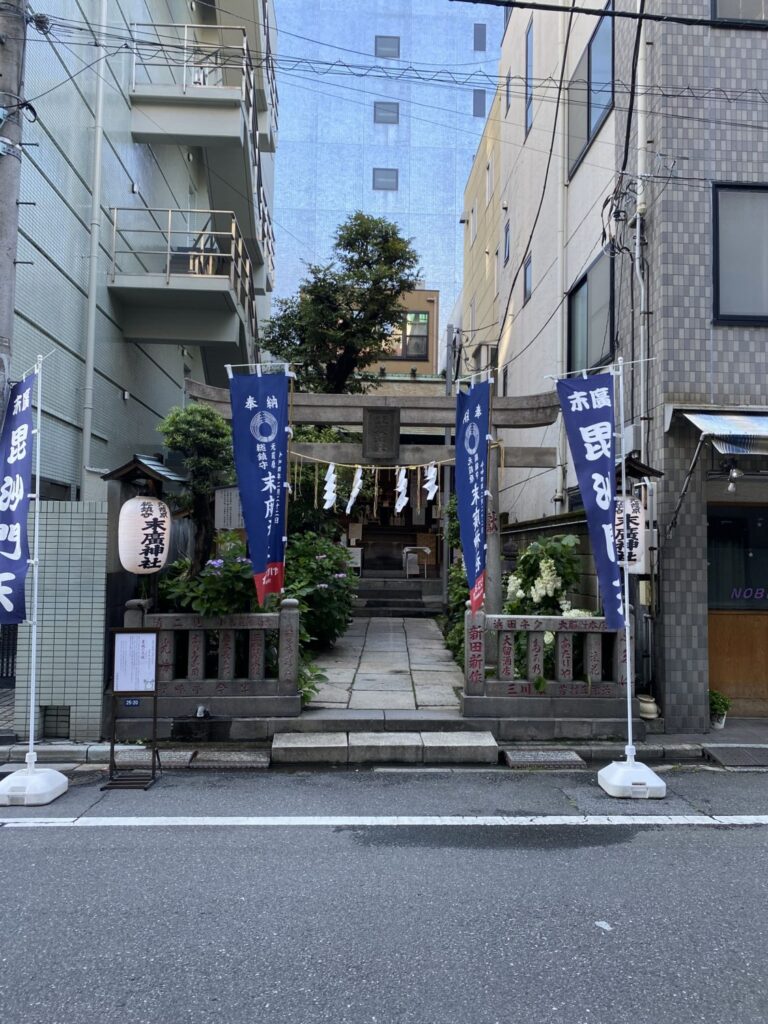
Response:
[271,730,499,765]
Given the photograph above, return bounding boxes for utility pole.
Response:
[0,1,27,399]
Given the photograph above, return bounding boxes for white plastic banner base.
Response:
[0,753,69,806]
[598,759,667,800]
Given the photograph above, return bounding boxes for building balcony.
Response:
[129,23,271,271]
[108,207,258,386]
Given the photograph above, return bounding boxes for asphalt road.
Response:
[1,767,767,1024]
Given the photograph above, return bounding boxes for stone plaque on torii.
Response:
[185,381,560,613]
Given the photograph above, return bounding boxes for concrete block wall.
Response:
[14,503,108,742]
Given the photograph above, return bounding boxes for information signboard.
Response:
[114,632,157,693]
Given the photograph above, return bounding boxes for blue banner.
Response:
[0,374,35,624]
[556,373,624,630]
[229,372,290,604]
[455,379,491,613]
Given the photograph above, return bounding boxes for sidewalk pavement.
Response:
[308,617,463,712]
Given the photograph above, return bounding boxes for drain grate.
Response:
[704,746,768,768]
[504,749,586,769]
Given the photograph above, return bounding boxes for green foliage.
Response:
[157,404,233,496]
[288,425,375,535]
[262,212,421,394]
[159,533,257,616]
[709,689,731,717]
[440,558,469,666]
[445,494,461,550]
[503,534,581,616]
[284,532,356,649]
[157,403,234,575]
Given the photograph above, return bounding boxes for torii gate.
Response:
[186,380,560,614]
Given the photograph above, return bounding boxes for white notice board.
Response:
[114,632,157,693]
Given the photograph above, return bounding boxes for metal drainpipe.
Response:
[556,4,568,504]
[636,0,649,465]
[80,0,108,498]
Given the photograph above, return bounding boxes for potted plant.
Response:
[709,689,732,730]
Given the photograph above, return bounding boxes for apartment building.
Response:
[8,1,277,740]
[272,0,502,344]
[461,0,768,732]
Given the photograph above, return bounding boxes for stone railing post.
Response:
[464,602,486,696]
[278,598,300,695]
[123,599,150,629]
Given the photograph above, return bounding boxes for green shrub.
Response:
[159,532,257,616]
[709,689,731,717]
[283,532,356,649]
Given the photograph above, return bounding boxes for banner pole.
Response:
[26,354,43,768]
[617,357,634,763]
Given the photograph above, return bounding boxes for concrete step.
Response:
[495,718,647,741]
[271,730,499,765]
[463,695,639,718]
[353,606,438,618]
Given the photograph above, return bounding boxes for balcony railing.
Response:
[130,22,259,164]
[109,206,257,340]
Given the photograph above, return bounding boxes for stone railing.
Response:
[117,598,301,738]
[462,609,629,720]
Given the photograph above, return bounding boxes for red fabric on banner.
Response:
[469,571,486,614]
[254,562,285,605]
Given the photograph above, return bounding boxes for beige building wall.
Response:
[462,2,618,526]
[378,288,441,378]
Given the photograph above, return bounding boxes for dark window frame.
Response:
[372,167,399,191]
[374,101,400,124]
[503,220,510,265]
[375,35,400,59]
[566,251,615,373]
[473,89,486,118]
[524,19,534,136]
[712,181,768,325]
[568,3,614,178]
[473,22,487,51]
[711,0,768,24]
[390,310,430,362]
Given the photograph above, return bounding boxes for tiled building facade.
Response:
[462,1,768,731]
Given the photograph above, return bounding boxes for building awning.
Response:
[683,412,768,455]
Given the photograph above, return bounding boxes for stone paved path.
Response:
[309,617,463,711]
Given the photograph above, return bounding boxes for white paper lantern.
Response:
[118,496,172,574]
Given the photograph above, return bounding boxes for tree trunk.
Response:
[190,493,215,577]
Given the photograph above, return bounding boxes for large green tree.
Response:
[262,212,421,393]
[157,404,234,576]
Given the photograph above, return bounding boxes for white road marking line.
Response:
[1,814,768,829]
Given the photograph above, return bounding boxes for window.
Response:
[525,20,534,135]
[392,311,429,360]
[713,1,768,21]
[568,254,612,372]
[486,157,494,205]
[523,254,533,304]
[714,184,768,322]
[375,35,400,59]
[473,89,486,118]
[505,71,511,113]
[473,23,487,50]
[568,7,613,175]
[708,506,768,610]
[494,247,500,296]
[503,220,510,264]
[372,167,398,191]
[374,101,399,124]
[502,365,508,397]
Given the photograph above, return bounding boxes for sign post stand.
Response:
[102,628,160,791]
[598,358,666,799]
[0,355,69,806]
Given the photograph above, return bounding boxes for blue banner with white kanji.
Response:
[0,374,35,624]
[229,372,290,604]
[556,373,624,630]
[455,379,491,613]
